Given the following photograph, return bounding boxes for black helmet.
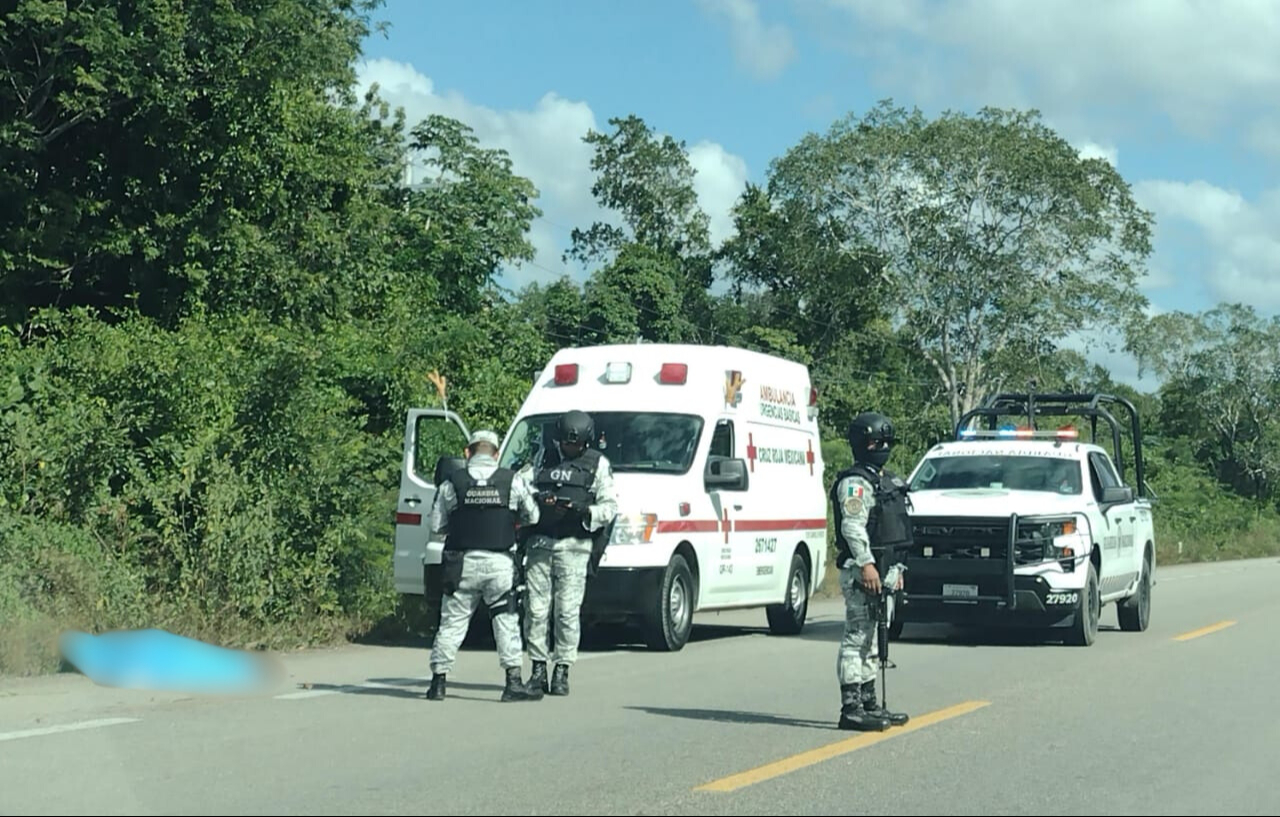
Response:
[557,410,595,446]
[848,411,894,467]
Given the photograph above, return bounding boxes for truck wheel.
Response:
[1065,562,1100,647]
[766,551,809,635]
[1117,547,1152,632]
[642,554,694,652]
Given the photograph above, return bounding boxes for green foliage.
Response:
[1,3,1275,674]
[761,100,1156,428]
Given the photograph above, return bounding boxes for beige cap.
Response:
[468,430,501,450]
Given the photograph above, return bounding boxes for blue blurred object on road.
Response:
[58,628,280,695]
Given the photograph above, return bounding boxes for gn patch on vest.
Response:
[535,448,601,539]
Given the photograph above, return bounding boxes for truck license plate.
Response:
[943,583,979,600]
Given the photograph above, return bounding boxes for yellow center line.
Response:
[1173,620,1237,641]
[693,699,991,794]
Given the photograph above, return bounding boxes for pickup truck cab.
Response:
[895,392,1156,646]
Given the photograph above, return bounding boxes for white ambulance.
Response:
[392,342,830,651]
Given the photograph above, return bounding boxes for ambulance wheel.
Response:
[642,554,694,652]
[766,551,809,635]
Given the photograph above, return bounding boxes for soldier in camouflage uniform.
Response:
[830,412,912,730]
[520,410,619,697]
[426,430,542,703]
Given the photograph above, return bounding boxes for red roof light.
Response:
[659,363,688,384]
[554,363,579,385]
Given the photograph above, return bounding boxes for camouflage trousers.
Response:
[524,545,591,666]
[430,550,522,675]
[836,565,878,686]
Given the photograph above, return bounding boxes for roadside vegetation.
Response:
[3,0,1276,674]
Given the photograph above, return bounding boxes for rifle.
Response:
[873,562,906,716]
[587,517,616,578]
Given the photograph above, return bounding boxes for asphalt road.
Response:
[2,556,1278,816]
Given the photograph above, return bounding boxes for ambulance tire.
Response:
[766,550,809,635]
[643,554,695,652]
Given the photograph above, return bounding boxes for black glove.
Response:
[562,499,589,518]
[536,490,557,506]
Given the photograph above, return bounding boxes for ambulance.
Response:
[392,342,830,652]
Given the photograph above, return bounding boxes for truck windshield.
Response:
[909,455,1083,495]
[500,412,705,475]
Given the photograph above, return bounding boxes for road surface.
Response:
[2,557,1278,816]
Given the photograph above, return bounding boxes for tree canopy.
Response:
[2,0,1276,674]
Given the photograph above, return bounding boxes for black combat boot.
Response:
[426,673,446,701]
[861,680,908,726]
[838,683,890,732]
[548,663,570,696]
[525,660,549,696]
[501,666,534,702]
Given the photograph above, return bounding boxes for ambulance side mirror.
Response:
[434,455,467,486]
[705,457,749,492]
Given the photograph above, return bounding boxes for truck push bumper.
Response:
[899,513,1080,628]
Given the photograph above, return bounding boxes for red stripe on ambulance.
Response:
[654,518,827,533]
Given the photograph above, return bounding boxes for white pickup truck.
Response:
[892,392,1156,646]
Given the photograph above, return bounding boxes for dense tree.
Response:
[760,100,1156,428]
[0,1,1275,675]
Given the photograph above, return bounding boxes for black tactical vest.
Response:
[829,462,914,568]
[533,448,601,539]
[443,467,518,552]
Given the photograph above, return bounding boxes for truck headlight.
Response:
[1016,517,1084,567]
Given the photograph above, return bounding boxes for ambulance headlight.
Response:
[609,514,657,545]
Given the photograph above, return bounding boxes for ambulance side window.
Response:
[709,419,734,459]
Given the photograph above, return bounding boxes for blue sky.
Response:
[356,0,1280,387]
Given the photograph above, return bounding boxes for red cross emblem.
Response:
[745,432,757,473]
[806,438,815,476]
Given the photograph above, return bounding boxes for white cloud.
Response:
[819,0,1280,151]
[698,0,797,80]
[687,141,750,247]
[1075,140,1118,167]
[355,58,750,290]
[1134,180,1280,310]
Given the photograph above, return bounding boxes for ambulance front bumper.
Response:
[581,566,666,620]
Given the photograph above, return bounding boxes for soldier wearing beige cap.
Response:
[425,429,542,702]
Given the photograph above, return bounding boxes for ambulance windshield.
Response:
[909,454,1083,495]
[500,412,705,475]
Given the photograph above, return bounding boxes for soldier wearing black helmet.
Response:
[521,409,618,697]
[829,411,912,731]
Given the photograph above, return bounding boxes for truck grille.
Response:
[910,516,1057,565]
[909,516,1010,560]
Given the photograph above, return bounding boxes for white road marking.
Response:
[0,717,139,743]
